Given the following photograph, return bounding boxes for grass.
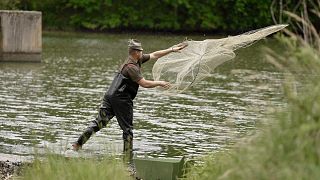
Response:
[21,154,131,180]
[185,2,320,178]
[184,36,320,179]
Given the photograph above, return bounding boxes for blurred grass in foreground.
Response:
[21,154,130,180]
[186,2,320,178]
[185,35,320,179]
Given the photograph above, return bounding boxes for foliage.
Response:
[16,0,275,32]
[271,0,320,50]
[0,0,21,10]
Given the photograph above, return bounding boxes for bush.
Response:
[19,0,274,32]
[0,0,21,10]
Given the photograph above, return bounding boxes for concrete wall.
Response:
[0,10,42,62]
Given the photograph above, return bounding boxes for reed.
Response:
[185,1,320,179]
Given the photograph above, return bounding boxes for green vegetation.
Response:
[2,0,275,32]
[0,0,20,10]
[185,1,320,178]
[2,0,318,33]
[0,0,320,32]
[185,39,320,179]
[22,154,130,180]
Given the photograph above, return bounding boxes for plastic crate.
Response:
[133,155,185,180]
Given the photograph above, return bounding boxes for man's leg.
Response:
[111,97,134,152]
[123,133,133,152]
[110,96,136,174]
[111,97,135,174]
[73,107,114,150]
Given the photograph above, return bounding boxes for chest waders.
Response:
[76,63,139,153]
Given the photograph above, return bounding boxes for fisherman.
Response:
[72,39,188,152]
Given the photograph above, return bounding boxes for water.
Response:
[0,32,285,159]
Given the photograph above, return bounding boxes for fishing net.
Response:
[152,24,288,93]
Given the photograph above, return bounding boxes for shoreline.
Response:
[42,27,238,37]
[0,153,32,180]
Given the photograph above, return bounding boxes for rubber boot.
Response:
[123,136,135,176]
[123,135,133,161]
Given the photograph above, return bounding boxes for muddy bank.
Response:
[0,160,24,179]
[0,154,32,180]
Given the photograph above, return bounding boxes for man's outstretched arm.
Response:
[137,78,170,89]
[149,42,188,60]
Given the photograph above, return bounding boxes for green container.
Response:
[133,155,185,180]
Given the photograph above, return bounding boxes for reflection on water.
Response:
[0,32,284,158]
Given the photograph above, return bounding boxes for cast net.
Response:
[152,24,288,93]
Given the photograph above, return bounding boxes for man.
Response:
[72,39,188,152]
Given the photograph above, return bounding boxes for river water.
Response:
[0,32,285,159]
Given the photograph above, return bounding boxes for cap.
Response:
[128,39,143,51]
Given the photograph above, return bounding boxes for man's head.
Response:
[128,39,143,51]
[128,39,143,60]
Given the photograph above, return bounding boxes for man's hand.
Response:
[138,78,171,89]
[149,41,188,60]
[159,81,171,89]
[171,42,188,52]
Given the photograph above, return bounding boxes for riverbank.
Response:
[0,160,23,179]
[0,154,32,179]
[0,153,132,180]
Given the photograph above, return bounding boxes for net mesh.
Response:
[152,24,288,93]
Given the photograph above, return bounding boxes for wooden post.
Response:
[0,10,42,62]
